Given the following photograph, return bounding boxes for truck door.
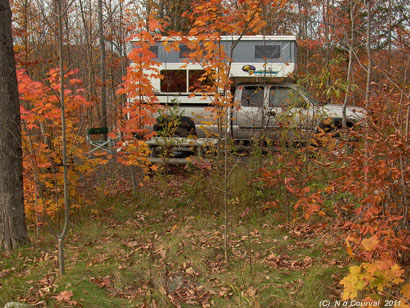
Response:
[268,85,313,142]
[232,85,267,140]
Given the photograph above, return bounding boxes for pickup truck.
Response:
[134,35,365,159]
[147,81,365,158]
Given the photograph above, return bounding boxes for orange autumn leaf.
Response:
[361,236,379,252]
[55,290,73,302]
[401,284,410,300]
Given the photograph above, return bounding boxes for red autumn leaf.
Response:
[69,78,83,85]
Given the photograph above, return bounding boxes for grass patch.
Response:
[1,167,349,308]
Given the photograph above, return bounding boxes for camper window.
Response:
[160,69,210,93]
[160,70,187,92]
[189,70,212,91]
[255,45,280,59]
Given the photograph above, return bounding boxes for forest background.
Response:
[0,0,409,307]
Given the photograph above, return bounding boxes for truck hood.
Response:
[319,104,367,121]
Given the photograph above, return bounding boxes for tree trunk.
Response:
[98,0,107,135]
[342,0,356,130]
[56,0,70,275]
[323,0,331,94]
[0,0,30,250]
[365,0,372,108]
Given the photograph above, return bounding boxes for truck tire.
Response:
[317,119,352,138]
[154,116,196,137]
[314,120,356,151]
[153,116,196,158]
[174,117,196,137]
[318,120,355,136]
[173,117,196,158]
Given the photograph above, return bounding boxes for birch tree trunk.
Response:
[342,0,356,130]
[56,0,70,275]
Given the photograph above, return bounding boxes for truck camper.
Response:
[148,35,297,98]
[129,35,365,161]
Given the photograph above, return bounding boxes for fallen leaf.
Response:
[401,283,410,299]
[246,286,257,298]
[127,241,139,248]
[0,269,11,278]
[55,290,73,302]
[361,236,379,252]
[159,247,167,258]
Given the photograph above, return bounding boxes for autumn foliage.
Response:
[18,68,100,220]
[115,19,162,170]
[5,0,410,305]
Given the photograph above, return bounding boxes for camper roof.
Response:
[130,35,296,42]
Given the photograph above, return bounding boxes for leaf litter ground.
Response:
[1,168,350,308]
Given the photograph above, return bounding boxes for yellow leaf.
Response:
[389,264,404,284]
[361,236,379,252]
[350,265,361,275]
[401,283,410,299]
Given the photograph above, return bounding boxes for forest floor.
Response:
[0,164,351,308]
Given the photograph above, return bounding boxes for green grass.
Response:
[0,168,350,308]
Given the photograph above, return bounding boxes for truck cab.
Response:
[232,82,364,143]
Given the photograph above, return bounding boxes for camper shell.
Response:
[137,35,297,105]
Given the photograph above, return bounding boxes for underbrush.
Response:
[0,160,350,308]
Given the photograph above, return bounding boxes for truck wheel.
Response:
[174,117,196,137]
[318,120,342,137]
[314,120,355,151]
[172,116,196,158]
[154,116,196,137]
[172,117,196,158]
[152,116,196,158]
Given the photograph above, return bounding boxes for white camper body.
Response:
[134,35,297,105]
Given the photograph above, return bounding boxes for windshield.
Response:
[269,87,307,108]
[298,87,321,106]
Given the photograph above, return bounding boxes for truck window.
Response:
[241,86,264,107]
[255,45,280,59]
[160,70,187,93]
[269,87,307,108]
